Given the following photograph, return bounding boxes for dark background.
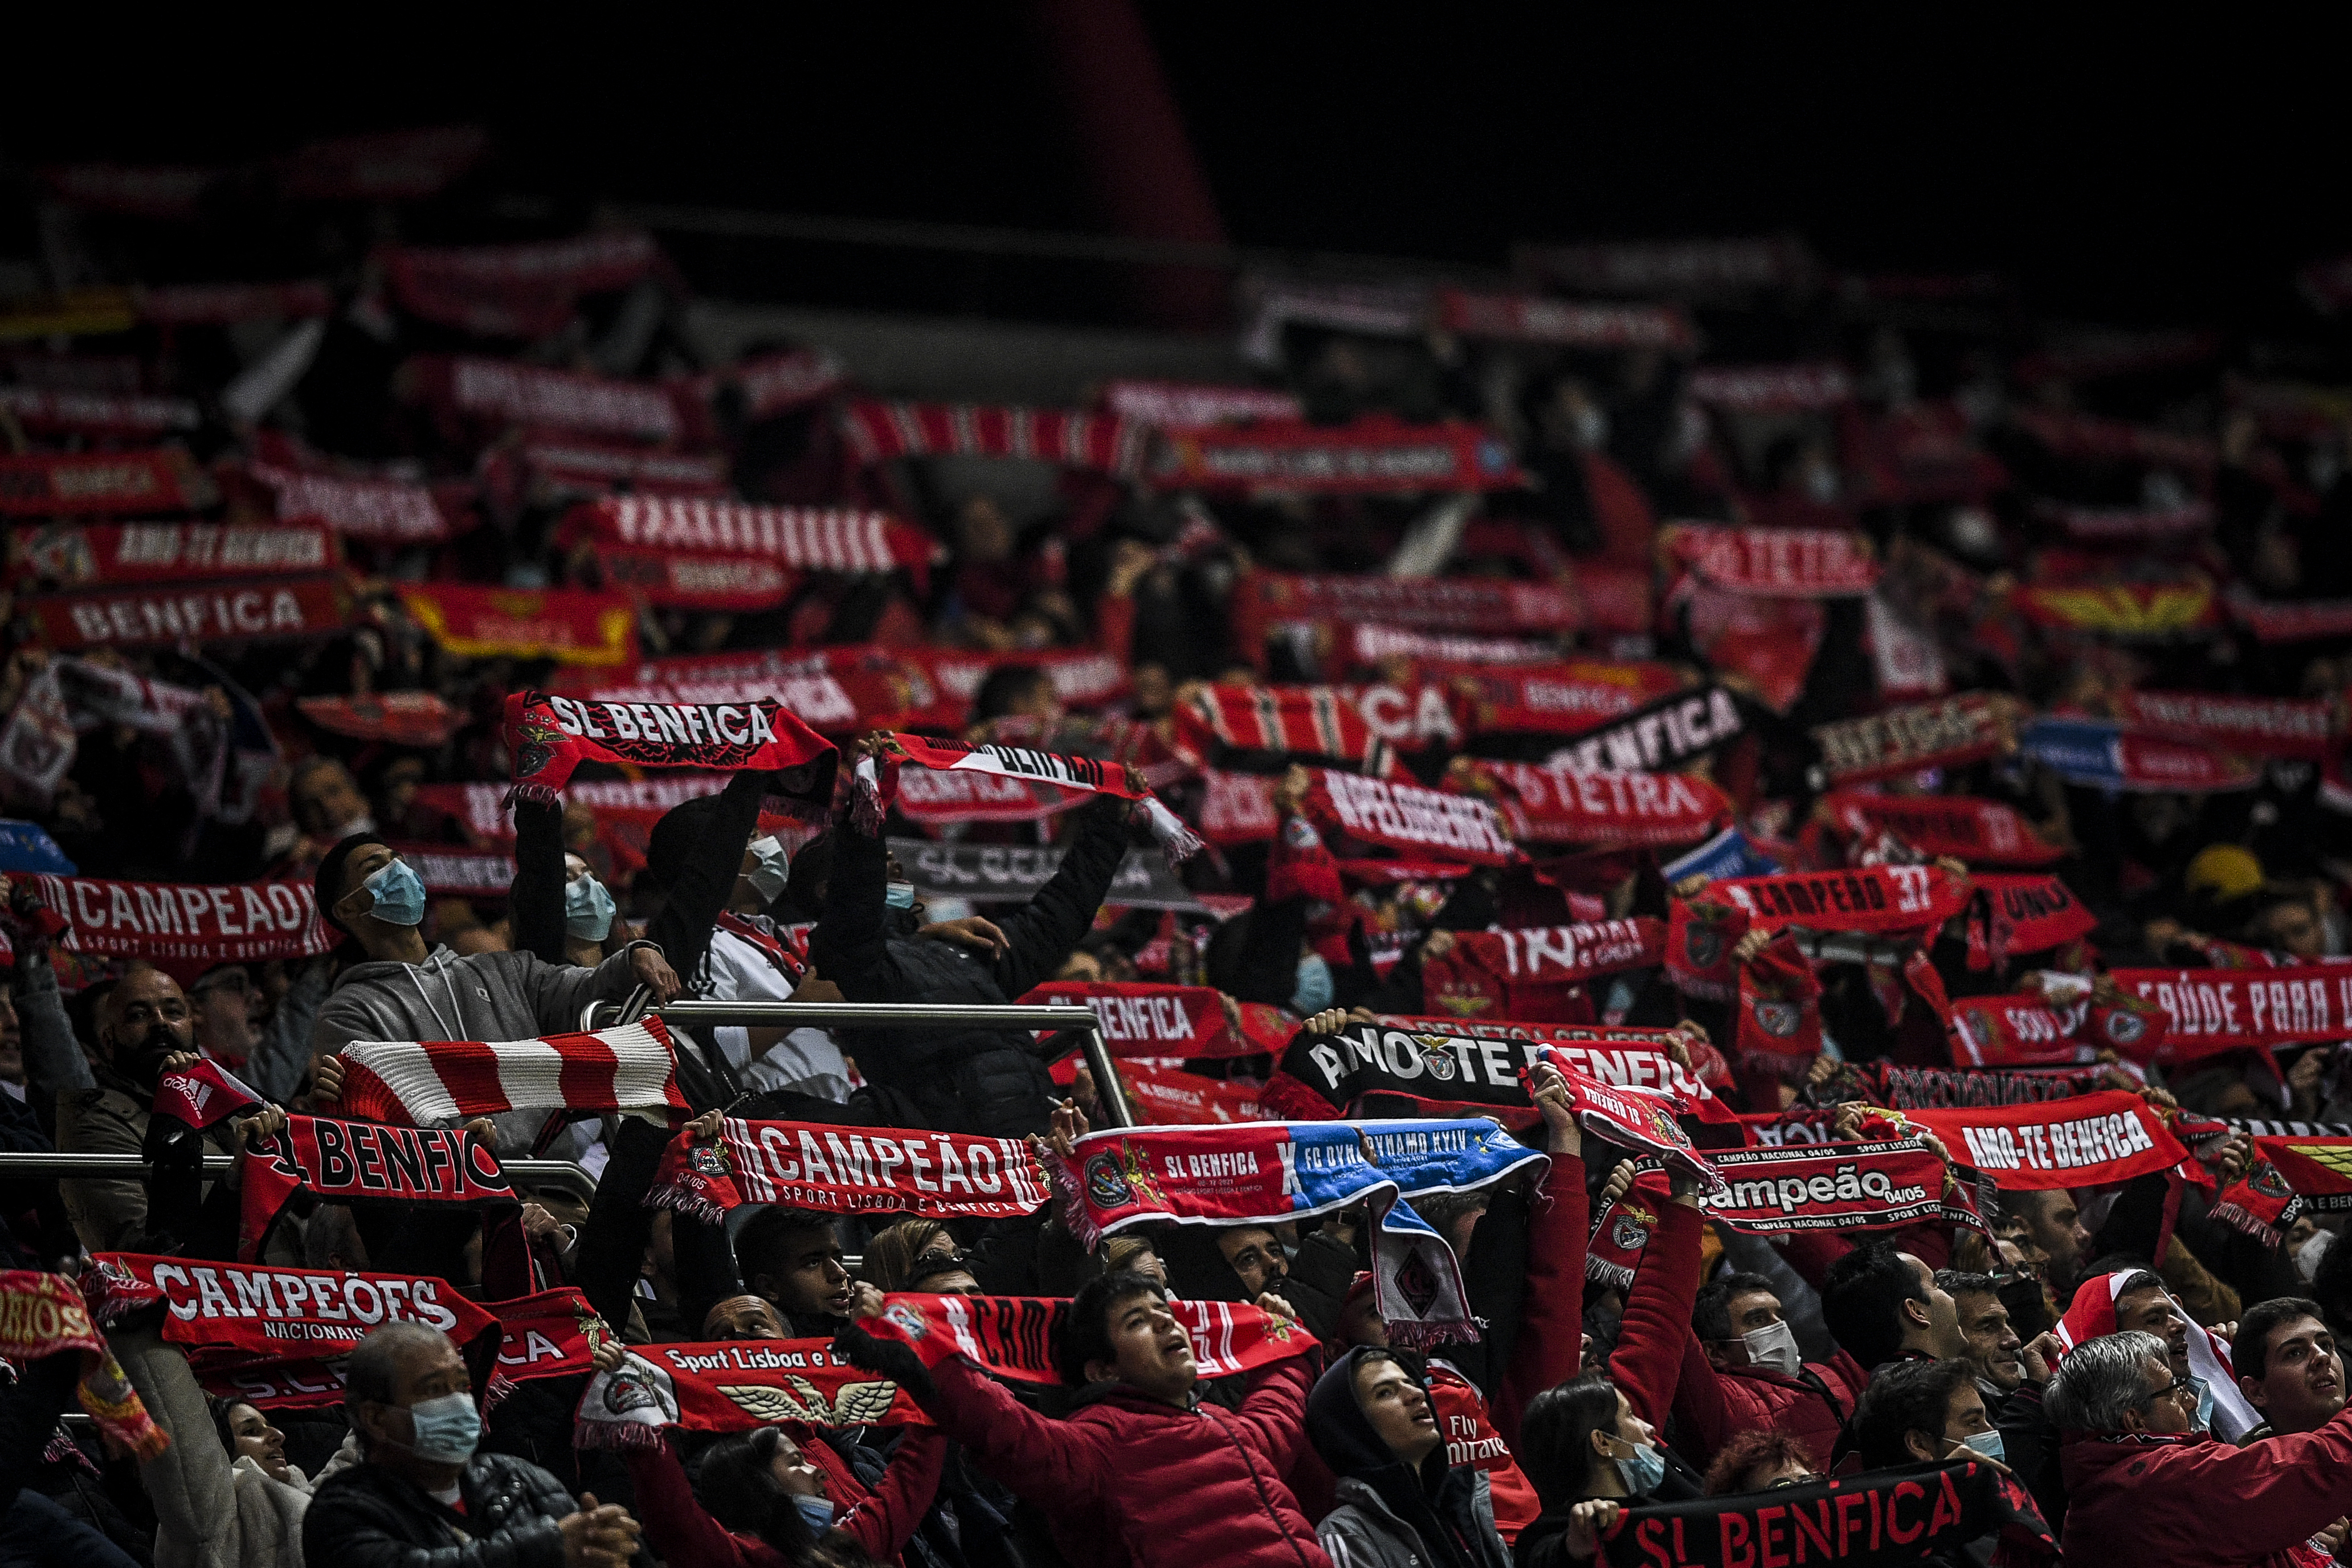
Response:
[0,13,2326,327]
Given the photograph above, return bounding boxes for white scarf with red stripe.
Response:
[334,1018,686,1126]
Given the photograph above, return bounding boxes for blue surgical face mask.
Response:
[564,874,616,941]
[792,1494,835,1532]
[1955,1429,2004,1465]
[1614,1436,1665,1496]
[746,836,791,904]
[885,881,918,910]
[1291,953,1333,1016]
[399,1391,480,1464]
[363,859,427,928]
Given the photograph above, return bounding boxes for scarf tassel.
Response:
[2207,1195,2296,1250]
[571,1418,668,1452]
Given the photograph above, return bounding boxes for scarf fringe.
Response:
[1740,1047,1818,1083]
[1385,1315,1485,1351]
[572,1418,667,1452]
[1584,1255,1636,1292]
[505,781,560,810]
[643,1180,729,1228]
[1667,969,1739,1004]
[850,756,886,836]
[2207,1197,2290,1249]
[1044,1155,1103,1248]
[1144,797,1205,866]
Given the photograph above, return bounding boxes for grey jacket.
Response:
[1318,1472,1500,1568]
[115,1323,312,1568]
[309,944,655,1152]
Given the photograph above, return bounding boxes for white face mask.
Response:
[745,836,790,903]
[1741,1318,1802,1379]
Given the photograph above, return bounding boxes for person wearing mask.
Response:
[587,1338,942,1567]
[811,736,1136,1139]
[112,1323,313,1568]
[1510,1374,1668,1566]
[303,1321,642,1568]
[308,834,680,1150]
[1850,1357,2009,1469]
[1697,1431,1817,1495]
[2047,1329,2352,1567]
[833,1267,1326,1568]
[1308,1346,1510,1568]
[2231,1297,2345,1440]
[1820,1239,1969,1379]
[2057,1268,2261,1442]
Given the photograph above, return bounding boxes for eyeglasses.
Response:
[2143,1374,2207,1410]
[1768,1473,1824,1489]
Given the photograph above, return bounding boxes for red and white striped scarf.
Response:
[839,399,1146,477]
[334,1019,687,1126]
[561,496,934,577]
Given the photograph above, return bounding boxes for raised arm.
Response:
[1497,1062,1590,1438]
[835,1427,948,1563]
[643,770,771,984]
[508,796,570,966]
[990,795,1134,999]
[1609,1193,1705,1432]
[111,1324,240,1566]
[809,812,913,1003]
[1227,1354,1318,1472]
[621,1437,757,1568]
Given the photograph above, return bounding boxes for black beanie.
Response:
[314,832,390,933]
[643,794,729,892]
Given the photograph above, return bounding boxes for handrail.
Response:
[7,1154,600,1208]
[655,999,1134,1128]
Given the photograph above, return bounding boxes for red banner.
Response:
[1459,760,1727,848]
[382,232,663,338]
[1303,769,1517,865]
[247,462,459,544]
[2110,968,2352,1060]
[2114,691,2338,759]
[413,356,681,444]
[1100,379,1302,428]
[10,522,336,587]
[1709,865,1970,935]
[1434,288,1695,350]
[1822,793,2061,865]
[399,583,638,667]
[1153,416,1522,495]
[563,497,934,575]
[1455,663,1689,737]
[1422,921,1669,1023]
[840,399,1145,476]
[0,449,217,516]
[1900,1092,2190,1192]
[1668,524,1879,597]
[32,874,332,963]
[0,385,199,437]
[21,575,346,651]
[1811,695,2022,784]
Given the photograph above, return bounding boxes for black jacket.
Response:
[811,796,1131,1139]
[301,1452,575,1568]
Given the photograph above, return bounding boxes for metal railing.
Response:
[653,999,1134,1128]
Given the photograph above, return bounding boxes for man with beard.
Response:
[55,965,234,1250]
[2008,1188,2092,1304]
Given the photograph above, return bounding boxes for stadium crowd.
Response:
[11,126,2352,1567]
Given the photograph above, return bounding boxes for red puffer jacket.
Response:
[918,1352,1331,1568]
[2060,1420,2352,1567]
[1612,1201,1862,1471]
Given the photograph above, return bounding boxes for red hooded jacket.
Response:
[2059,1420,2352,1567]
[622,1424,946,1567]
[917,1350,1330,1568]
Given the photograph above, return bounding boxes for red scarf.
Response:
[152,1058,261,1132]
[31,873,332,963]
[1944,995,2099,1067]
[1539,1054,1725,1196]
[382,231,663,337]
[2116,691,2338,758]
[867,1293,1311,1383]
[1435,287,1695,350]
[1267,808,1346,904]
[1265,1017,1719,1126]
[1855,1061,2116,1110]
[84,1253,499,1374]
[504,688,837,810]
[1898,1092,2190,1192]
[1823,793,2061,865]
[247,462,458,544]
[334,1019,689,1127]
[1175,683,1458,765]
[10,521,336,586]
[2108,968,2352,1060]
[380,844,512,897]
[1298,767,1516,866]
[141,280,334,323]
[239,1113,517,1261]
[0,1271,168,1460]
[482,1287,611,1406]
[840,399,1145,476]
[1686,362,1853,411]
[1199,770,1280,846]
[297,692,459,745]
[562,497,934,578]
[592,550,796,611]
[2213,1137,2352,1243]
[1966,873,2098,966]
[0,449,216,516]
[20,575,346,651]
[410,355,681,443]
[715,912,806,986]
[1700,1138,1992,1236]
[2231,593,2352,645]
[1540,684,1749,774]
[1451,663,1687,737]
[1235,570,1575,639]
[1344,623,1562,672]
[855,735,1201,863]
[556,652,918,738]
[1810,695,2023,784]
[1100,378,1302,427]
[574,1337,932,1449]
[892,766,1071,824]
[1421,921,1668,1023]
[402,585,638,668]
[1016,982,1288,1059]
[899,646,1131,717]
[2041,499,2214,542]
[2012,407,2217,473]
[1667,524,1879,597]
[2015,582,2221,638]
[507,440,730,500]
[648,1118,1050,1224]
[1710,864,1969,935]
[0,385,198,437]
[1153,415,1522,495]
[1665,895,1748,1002]
[1734,934,1825,1074]
[1586,1165,1674,1287]
[1459,759,1728,848]
[1117,1061,1268,1125]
